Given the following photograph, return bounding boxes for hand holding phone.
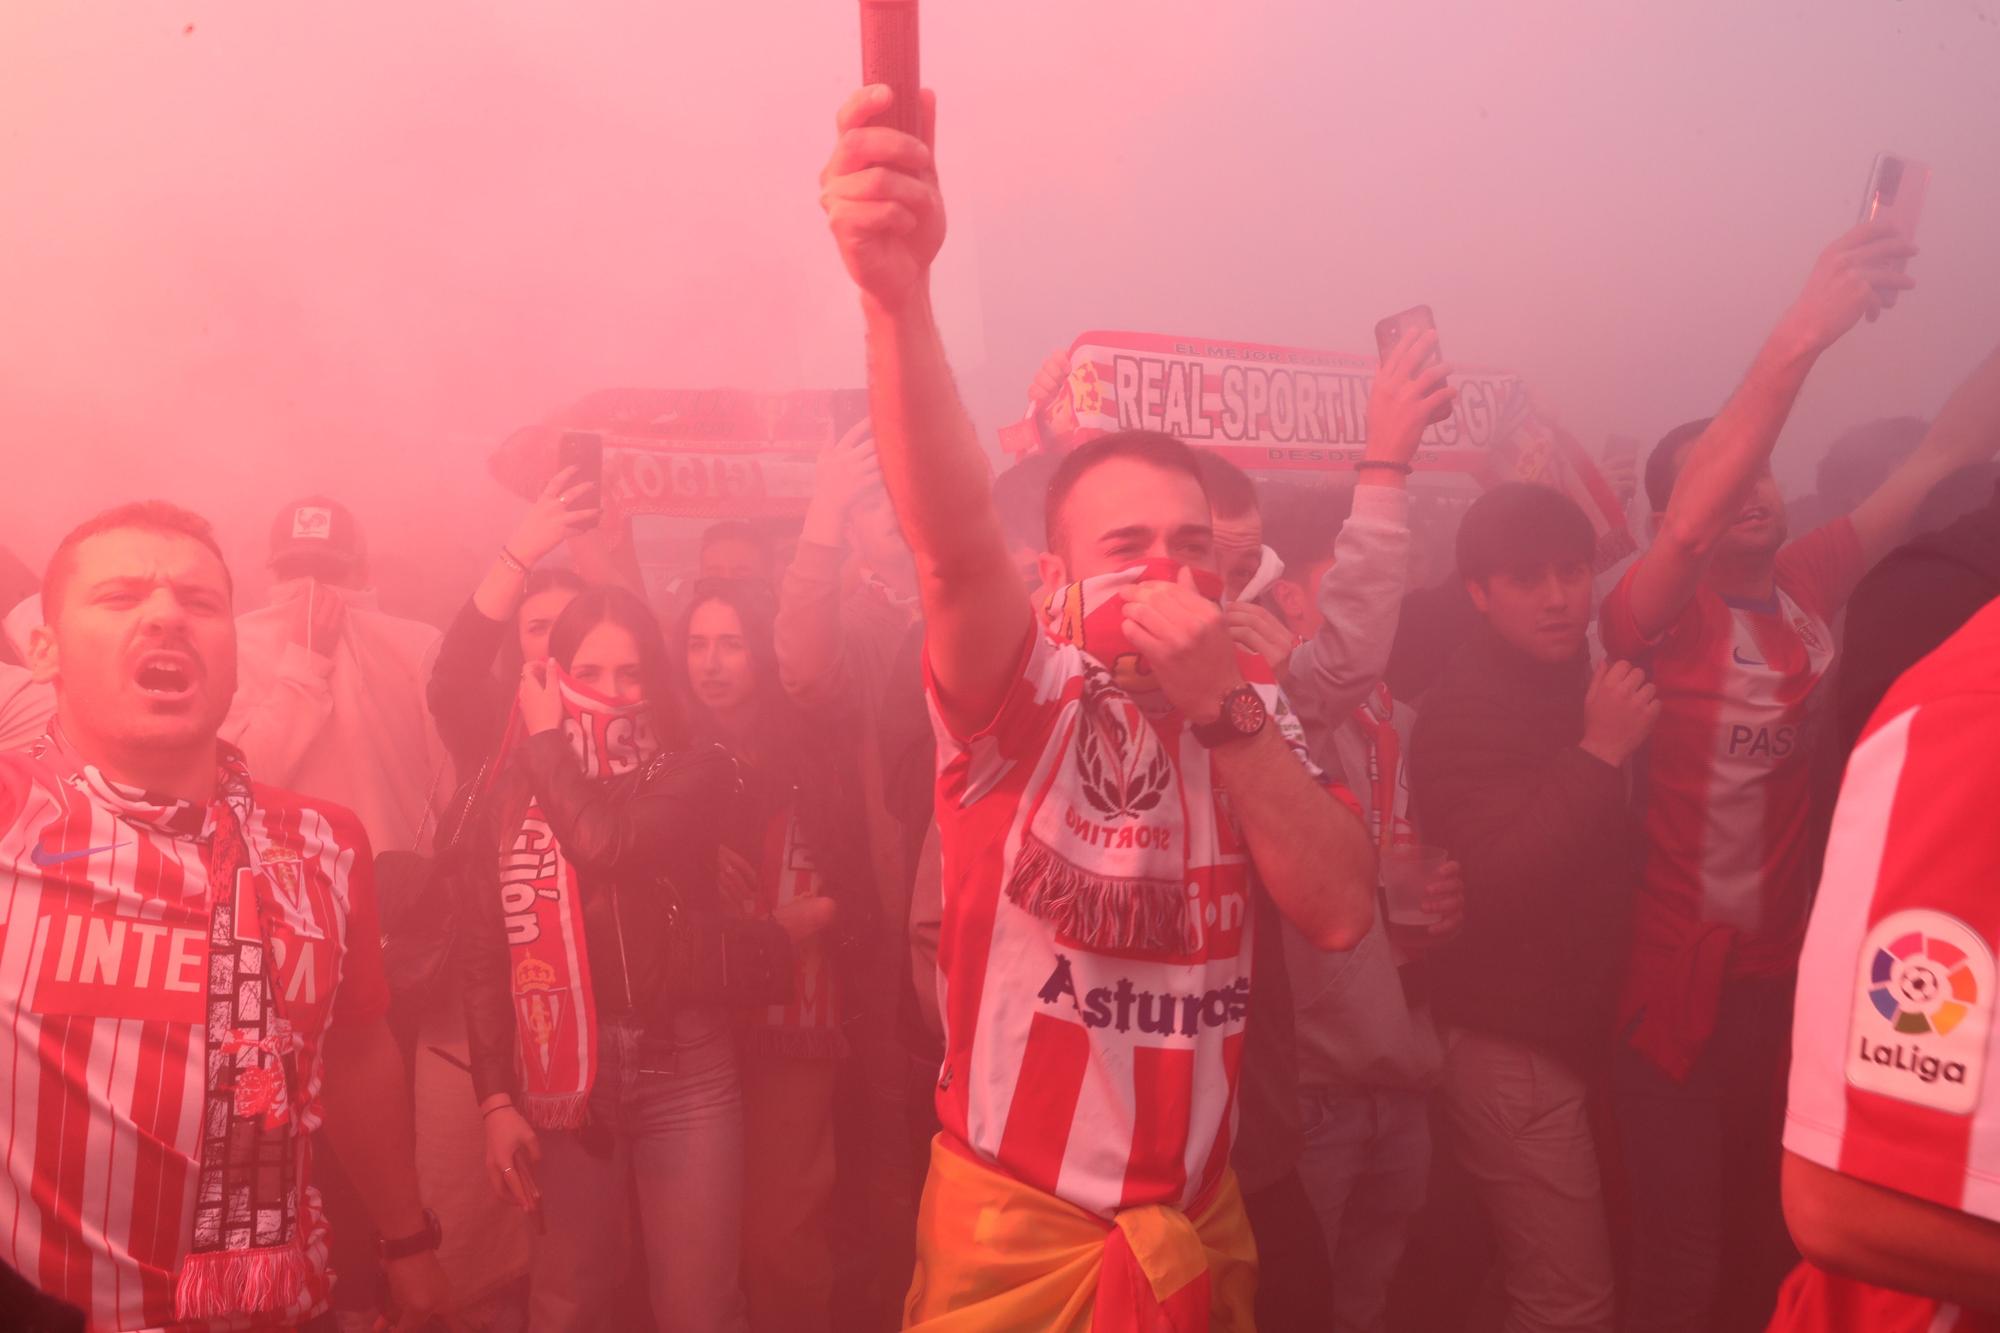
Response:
[556,431,605,532]
[1859,153,1929,309]
[1376,302,1456,436]
[513,1147,545,1234]
[859,0,922,137]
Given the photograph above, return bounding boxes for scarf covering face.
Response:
[1017,560,1296,954]
[40,734,316,1324]
[497,667,659,1129]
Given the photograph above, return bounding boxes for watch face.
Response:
[1225,687,1266,735]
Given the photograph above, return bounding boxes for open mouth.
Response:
[1735,506,1772,525]
[133,652,197,698]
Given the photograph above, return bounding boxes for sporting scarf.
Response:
[496,668,660,1129]
[41,735,316,1324]
[737,804,846,1060]
[1013,560,1295,954]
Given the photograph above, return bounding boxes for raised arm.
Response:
[1846,339,2000,564]
[1283,327,1444,711]
[774,434,879,709]
[821,86,1031,735]
[1620,222,1916,639]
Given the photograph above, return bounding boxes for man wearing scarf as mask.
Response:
[820,86,1376,1331]
[0,502,447,1332]
[225,497,451,857]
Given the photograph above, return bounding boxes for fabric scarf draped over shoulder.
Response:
[493,669,660,1129]
[1009,560,1307,955]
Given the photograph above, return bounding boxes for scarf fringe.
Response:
[174,1237,314,1322]
[524,1090,592,1131]
[1007,835,1190,953]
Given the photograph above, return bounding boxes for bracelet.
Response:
[1355,460,1414,476]
[481,1101,516,1119]
[497,546,530,575]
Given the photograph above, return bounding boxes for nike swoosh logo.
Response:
[31,841,128,868]
[1732,648,1766,668]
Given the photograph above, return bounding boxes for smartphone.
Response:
[556,430,604,530]
[1373,305,1451,425]
[513,1147,545,1233]
[1859,153,1930,241]
[860,0,923,138]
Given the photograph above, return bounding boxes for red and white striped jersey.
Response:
[1772,597,2000,1333]
[926,624,1316,1220]
[1602,521,1864,1058]
[0,746,388,1332]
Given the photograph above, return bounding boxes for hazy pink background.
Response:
[2,1,1995,614]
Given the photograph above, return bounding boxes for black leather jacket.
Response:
[458,732,780,1104]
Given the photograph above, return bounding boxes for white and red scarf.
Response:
[39,734,317,1323]
[1014,560,1299,954]
[496,669,659,1129]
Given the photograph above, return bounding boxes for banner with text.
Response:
[1008,330,1634,570]
[492,387,870,520]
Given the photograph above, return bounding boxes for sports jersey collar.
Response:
[41,722,252,841]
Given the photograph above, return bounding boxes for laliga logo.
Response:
[1849,911,1992,1115]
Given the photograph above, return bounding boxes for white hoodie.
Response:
[223,580,451,855]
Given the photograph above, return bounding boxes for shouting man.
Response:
[820,86,1375,1330]
[4,502,447,1332]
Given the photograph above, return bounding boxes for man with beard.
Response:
[1604,220,2000,1331]
[1,501,447,1331]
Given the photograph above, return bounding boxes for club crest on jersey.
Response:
[1848,909,1992,1115]
[241,853,324,942]
[1791,614,1827,655]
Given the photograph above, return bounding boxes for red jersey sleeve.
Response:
[1597,558,1724,666]
[1784,674,2000,1221]
[1774,517,1866,623]
[923,618,1077,774]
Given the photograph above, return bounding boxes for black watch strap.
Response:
[1190,685,1267,748]
[380,1207,442,1262]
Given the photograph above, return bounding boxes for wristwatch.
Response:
[379,1208,443,1263]
[1190,685,1267,749]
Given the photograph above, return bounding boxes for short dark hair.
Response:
[43,501,233,617]
[991,452,1063,551]
[1644,419,1713,513]
[1192,451,1260,521]
[1044,431,1208,559]
[546,586,686,748]
[1456,482,1596,584]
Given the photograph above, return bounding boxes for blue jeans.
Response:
[529,1014,747,1333]
[1294,1085,1431,1333]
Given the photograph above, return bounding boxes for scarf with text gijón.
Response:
[497,669,659,1129]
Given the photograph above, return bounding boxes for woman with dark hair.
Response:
[676,579,879,1333]
[461,586,793,1333]
[428,467,597,777]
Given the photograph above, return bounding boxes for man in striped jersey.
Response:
[821,86,1376,1329]
[1603,217,2000,1331]
[1771,594,2000,1330]
[3,502,448,1331]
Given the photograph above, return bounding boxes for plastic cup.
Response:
[1382,844,1450,928]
